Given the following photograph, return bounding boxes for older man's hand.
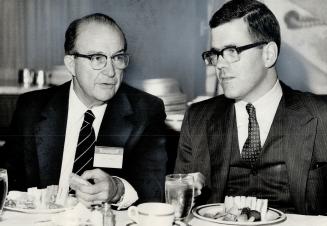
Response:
[69,169,124,207]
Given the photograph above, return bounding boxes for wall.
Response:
[0,0,210,100]
[263,0,327,94]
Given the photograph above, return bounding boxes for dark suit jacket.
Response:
[175,83,327,214]
[1,81,167,203]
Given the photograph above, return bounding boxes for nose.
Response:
[101,59,115,77]
[215,55,228,70]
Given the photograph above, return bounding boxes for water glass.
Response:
[165,174,194,220]
[0,169,8,215]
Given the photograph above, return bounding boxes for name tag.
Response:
[93,146,124,169]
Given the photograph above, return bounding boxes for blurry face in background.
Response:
[212,19,269,103]
[65,22,126,108]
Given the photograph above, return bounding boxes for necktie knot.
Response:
[84,110,95,124]
[246,103,256,118]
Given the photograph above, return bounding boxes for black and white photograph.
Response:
[0,0,326,225]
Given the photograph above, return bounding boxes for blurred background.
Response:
[0,0,217,99]
[0,0,327,136]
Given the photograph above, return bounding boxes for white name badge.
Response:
[93,146,124,169]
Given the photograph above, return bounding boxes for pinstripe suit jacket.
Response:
[175,83,327,214]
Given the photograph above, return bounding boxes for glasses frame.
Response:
[202,41,268,65]
[71,52,130,70]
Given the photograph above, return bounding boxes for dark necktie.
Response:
[72,110,96,175]
[241,103,261,166]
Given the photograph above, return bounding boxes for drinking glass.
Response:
[0,169,8,215]
[165,174,194,221]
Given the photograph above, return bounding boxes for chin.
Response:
[94,91,115,102]
[223,91,239,100]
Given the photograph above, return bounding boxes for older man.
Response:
[2,13,167,209]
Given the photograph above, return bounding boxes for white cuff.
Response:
[111,177,138,210]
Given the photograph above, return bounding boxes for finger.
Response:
[189,172,205,189]
[193,172,206,185]
[75,189,95,202]
[75,184,101,195]
[74,180,111,197]
[76,187,109,203]
[77,197,92,208]
[81,168,107,181]
[194,188,202,197]
[69,173,91,187]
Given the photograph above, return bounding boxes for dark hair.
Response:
[64,13,127,55]
[209,0,280,55]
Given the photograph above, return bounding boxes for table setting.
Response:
[0,169,327,226]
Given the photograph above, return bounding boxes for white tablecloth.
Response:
[188,213,327,226]
[0,209,327,226]
[0,209,132,226]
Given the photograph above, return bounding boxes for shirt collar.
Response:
[252,79,282,110]
[235,80,283,124]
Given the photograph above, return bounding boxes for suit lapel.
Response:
[96,86,134,149]
[34,83,70,187]
[95,86,135,176]
[207,97,235,203]
[274,86,316,213]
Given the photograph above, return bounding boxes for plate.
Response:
[126,222,186,226]
[192,203,286,225]
[4,206,70,214]
[4,190,78,214]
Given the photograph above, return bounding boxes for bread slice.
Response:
[260,199,268,221]
[26,185,59,209]
[224,196,268,221]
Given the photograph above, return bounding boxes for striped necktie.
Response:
[241,103,261,166]
[72,110,96,175]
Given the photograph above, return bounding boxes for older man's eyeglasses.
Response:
[72,52,130,70]
[202,41,267,66]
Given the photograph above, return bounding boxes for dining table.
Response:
[0,206,327,226]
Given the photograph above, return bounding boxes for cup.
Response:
[165,174,194,220]
[128,202,175,226]
[0,169,8,215]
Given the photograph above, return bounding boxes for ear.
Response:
[64,55,76,76]
[262,41,278,68]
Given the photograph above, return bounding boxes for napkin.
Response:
[51,202,93,226]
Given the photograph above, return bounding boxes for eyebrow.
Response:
[84,48,126,56]
[114,48,125,54]
[111,49,126,56]
[212,45,237,52]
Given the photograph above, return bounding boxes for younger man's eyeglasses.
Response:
[202,41,268,66]
[72,52,130,70]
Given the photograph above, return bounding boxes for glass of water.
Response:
[165,174,194,221]
[0,169,8,215]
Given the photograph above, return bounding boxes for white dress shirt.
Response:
[56,82,138,209]
[235,80,283,153]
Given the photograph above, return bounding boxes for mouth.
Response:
[218,70,235,82]
[97,82,116,88]
[219,77,235,83]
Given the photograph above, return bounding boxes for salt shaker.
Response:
[103,202,115,226]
